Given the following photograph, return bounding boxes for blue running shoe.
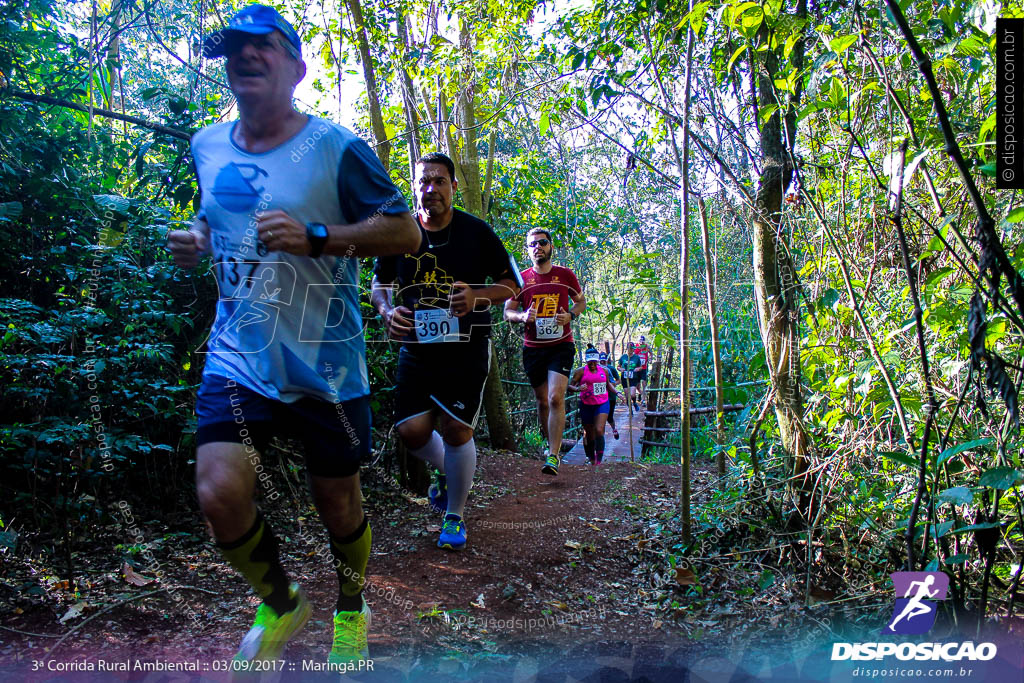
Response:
[438,514,467,550]
[428,476,447,513]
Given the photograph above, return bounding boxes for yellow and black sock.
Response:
[329,516,371,613]
[217,510,296,616]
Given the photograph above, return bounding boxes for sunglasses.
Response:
[527,239,550,248]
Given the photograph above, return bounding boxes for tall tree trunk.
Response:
[107,0,126,135]
[438,88,467,190]
[440,35,515,447]
[751,0,811,518]
[646,10,694,542]
[698,198,726,485]
[453,18,483,217]
[345,0,391,170]
[396,9,420,182]
[481,345,515,450]
[482,130,496,215]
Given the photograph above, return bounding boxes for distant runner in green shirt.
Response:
[617,343,642,412]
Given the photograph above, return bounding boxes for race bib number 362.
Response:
[535,317,562,340]
[415,308,459,343]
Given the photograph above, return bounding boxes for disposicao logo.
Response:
[831,572,997,662]
[885,571,948,635]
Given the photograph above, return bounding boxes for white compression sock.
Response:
[408,430,445,472]
[443,438,477,518]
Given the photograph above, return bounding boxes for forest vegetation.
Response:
[0,0,1021,672]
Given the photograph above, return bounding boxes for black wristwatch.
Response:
[306,222,328,258]
[569,310,577,322]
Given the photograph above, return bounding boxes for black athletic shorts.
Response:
[635,368,648,383]
[196,373,370,478]
[522,342,576,388]
[395,338,491,428]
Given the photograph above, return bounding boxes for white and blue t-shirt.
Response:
[192,116,409,403]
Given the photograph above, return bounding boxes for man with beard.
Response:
[504,228,585,475]
[372,152,519,550]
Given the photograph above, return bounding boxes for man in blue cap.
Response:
[167,3,419,669]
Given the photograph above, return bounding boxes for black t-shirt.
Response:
[374,208,515,343]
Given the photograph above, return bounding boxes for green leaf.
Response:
[978,466,1023,490]
[1007,207,1024,223]
[979,111,996,147]
[949,522,1001,535]
[979,162,996,177]
[879,450,917,468]
[726,44,747,73]
[937,486,973,506]
[945,553,969,565]
[0,202,23,221]
[955,35,987,59]
[829,34,858,54]
[538,112,550,136]
[93,194,130,213]
[936,438,991,468]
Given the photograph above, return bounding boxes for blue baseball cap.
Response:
[203,4,301,59]
[585,348,599,362]
[598,352,608,362]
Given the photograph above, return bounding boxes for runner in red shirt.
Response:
[504,228,585,476]
[635,334,652,402]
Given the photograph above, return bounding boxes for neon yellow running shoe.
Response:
[232,583,310,666]
[541,452,560,475]
[328,598,371,666]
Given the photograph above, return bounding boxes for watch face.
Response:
[311,223,328,238]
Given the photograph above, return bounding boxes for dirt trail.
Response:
[564,400,648,464]
[1,451,704,680]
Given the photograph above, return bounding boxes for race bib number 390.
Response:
[415,308,459,343]
[535,317,563,340]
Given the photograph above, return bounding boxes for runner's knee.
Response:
[196,444,255,521]
[442,421,473,446]
[310,475,363,536]
[397,415,432,447]
[197,471,252,525]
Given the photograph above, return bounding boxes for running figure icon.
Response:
[887,575,938,632]
[884,571,949,635]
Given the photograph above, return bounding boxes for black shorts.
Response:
[196,374,370,478]
[522,342,576,388]
[635,368,648,383]
[395,338,491,428]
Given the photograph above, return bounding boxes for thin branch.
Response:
[890,139,941,571]
[884,0,1024,322]
[10,91,191,141]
